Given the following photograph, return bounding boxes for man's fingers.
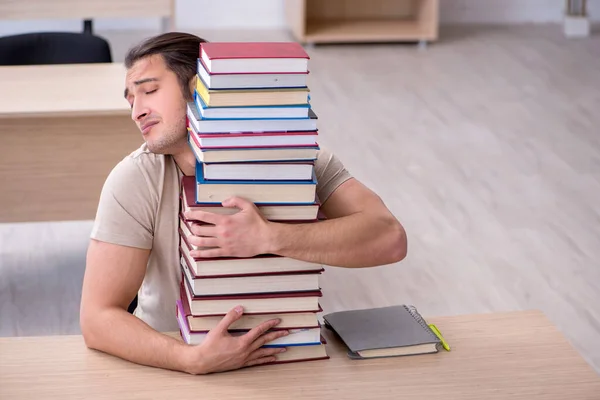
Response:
[190,248,225,259]
[213,305,244,333]
[248,329,290,352]
[246,347,286,362]
[184,210,222,225]
[242,318,282,345]
[222,196,254,211]
[187,235,219,249]
[243,356,278,368]
[189,223,217,237]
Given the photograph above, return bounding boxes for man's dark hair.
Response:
[125,32,207,100]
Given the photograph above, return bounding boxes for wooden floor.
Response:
[1,25,599,373]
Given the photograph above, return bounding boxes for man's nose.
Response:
[132,101,150,122]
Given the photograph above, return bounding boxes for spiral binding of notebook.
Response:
[404,304,450,351]
[403,305,440,343]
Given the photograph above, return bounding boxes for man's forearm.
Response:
[81,307,191,373]
[266,211,406,268]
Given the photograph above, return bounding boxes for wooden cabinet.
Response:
[285,0,438,44]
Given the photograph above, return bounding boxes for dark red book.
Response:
[178,230,324,278]
[201,42,309,61]
[180,278,322,317]
[178,244,322,297]
[177,290,321,332]
[180,175,320,221]
[188,125,319,149]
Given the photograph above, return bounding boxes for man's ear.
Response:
[188,75,197,97]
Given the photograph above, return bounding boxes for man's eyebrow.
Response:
[124,77,159,99]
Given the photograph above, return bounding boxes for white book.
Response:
[197,59,308,90]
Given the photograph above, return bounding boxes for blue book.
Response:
[194,91,311,120]
[188,98,318,134]
[195,160,317,204]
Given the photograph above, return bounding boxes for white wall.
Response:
[177,0,287,30]
[1,0,599,36]
[441,0,599,24]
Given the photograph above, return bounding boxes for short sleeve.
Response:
[314,147,352,203]
[90,157,156,250]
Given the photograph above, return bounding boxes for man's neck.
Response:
[172,146,196,176]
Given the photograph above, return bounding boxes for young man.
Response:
[80,32,407,375]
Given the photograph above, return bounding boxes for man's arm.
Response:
[185,177,407,268]
[80,239,288,374]
[269,178,407,267]
[80,240,187,371]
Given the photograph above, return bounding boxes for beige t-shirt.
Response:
[90,144,352,332]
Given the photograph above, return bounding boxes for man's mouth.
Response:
[141,121,159,135]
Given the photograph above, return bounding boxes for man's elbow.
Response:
[385,218,407,264]
[80,305,102,350]
[80,315,95,350]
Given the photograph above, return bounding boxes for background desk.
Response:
[1,310,599,399]
[0,0,175,32]
[0,63,142,222]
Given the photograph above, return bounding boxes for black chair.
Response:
[128,296,138,314]
[0,31,112,65]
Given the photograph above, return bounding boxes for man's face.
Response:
[124,54,188,154]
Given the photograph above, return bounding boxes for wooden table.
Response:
[1,310,598,399]
[0,63,143,222]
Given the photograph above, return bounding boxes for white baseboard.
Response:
[441,0,599,24]
[563,15,592,37]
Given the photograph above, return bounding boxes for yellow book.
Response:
[196,75,309,107]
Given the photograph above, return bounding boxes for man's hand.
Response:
[183,305,289,375]
[184,197,272,258]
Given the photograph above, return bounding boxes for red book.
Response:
[200,42,310,74]
[180,175,321,221]
[179,230,323,278]
[188,124,319,149]
[176,299,329,364]
[179,242,322,295]
[180,278,322,316]
[177,290,321,332]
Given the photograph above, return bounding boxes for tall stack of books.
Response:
[176,42,328,364]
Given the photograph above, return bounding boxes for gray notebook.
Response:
[323,305,442,359]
